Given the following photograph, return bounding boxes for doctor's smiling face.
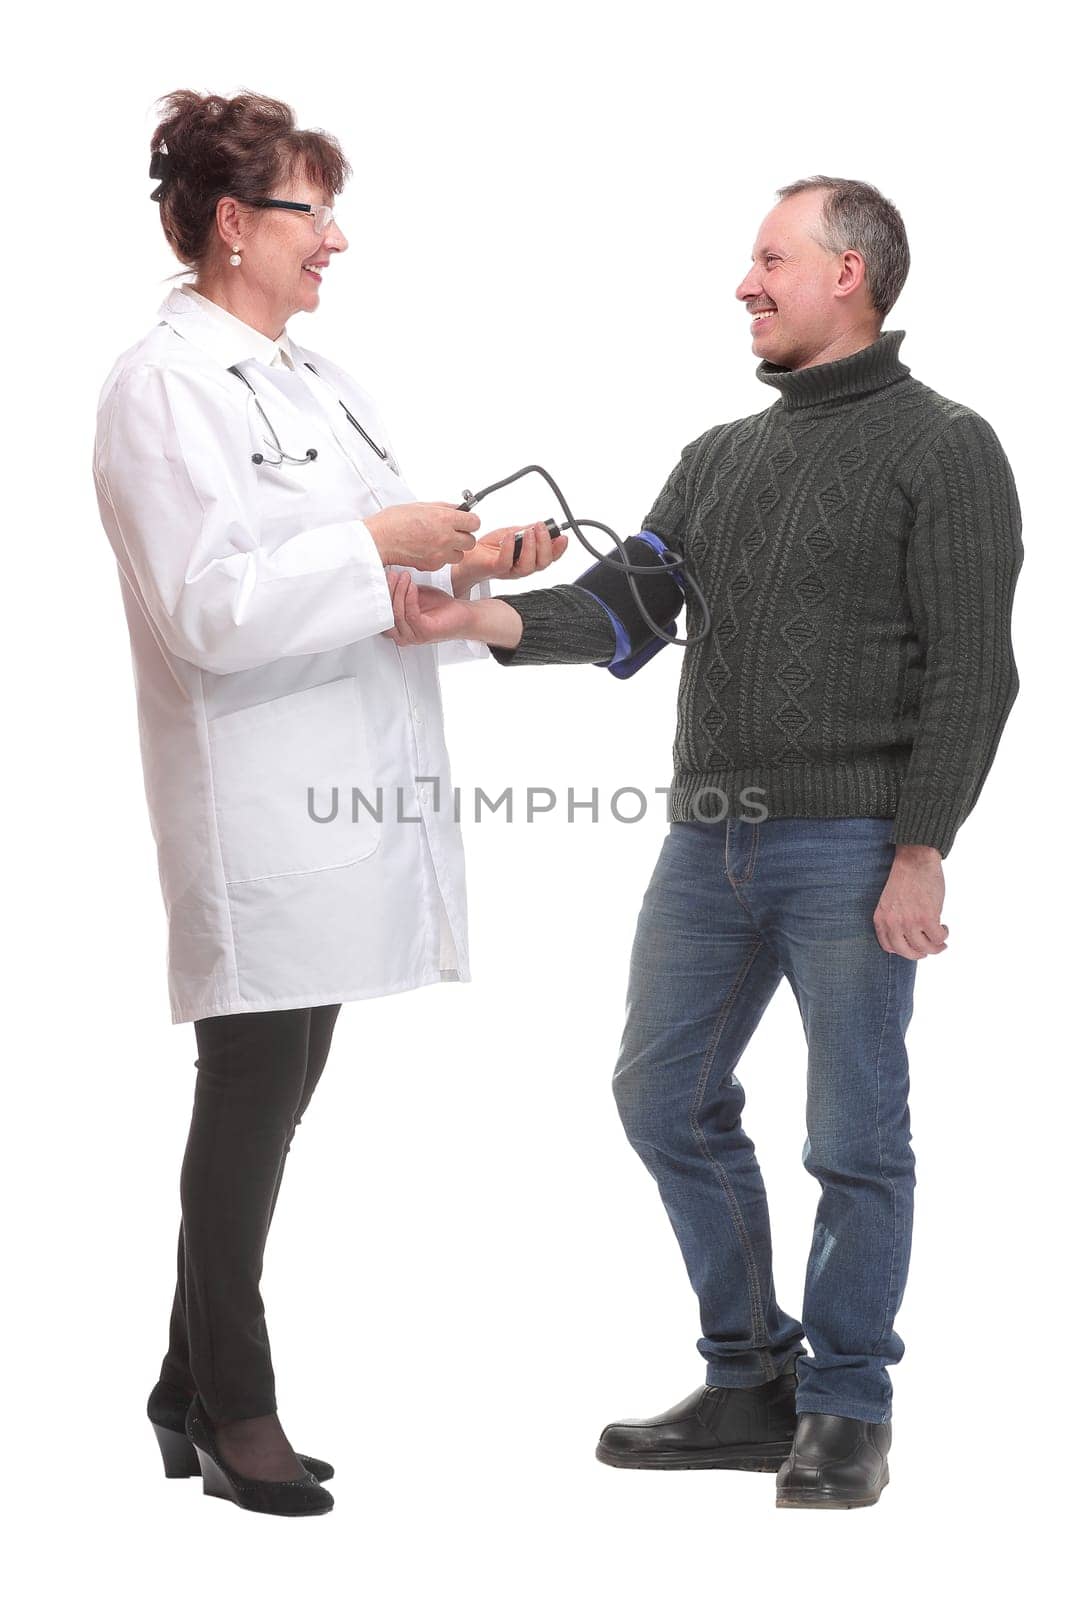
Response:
[195,159,349,341]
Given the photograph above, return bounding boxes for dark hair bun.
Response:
[149,89,350,269]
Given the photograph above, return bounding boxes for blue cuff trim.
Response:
[636,529,686,591]
[635,529,668,555]
[606,623,676,678]
[580,589,631,667]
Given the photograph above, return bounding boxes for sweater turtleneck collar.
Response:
[755,327,910,410]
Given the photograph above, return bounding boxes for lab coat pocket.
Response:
[253,455,316,498]
[207,676,382,885]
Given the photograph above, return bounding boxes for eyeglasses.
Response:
[250,199,336,236]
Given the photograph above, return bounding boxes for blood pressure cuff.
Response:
[576,530,686,679]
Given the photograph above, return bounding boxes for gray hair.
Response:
[775,175,910,321]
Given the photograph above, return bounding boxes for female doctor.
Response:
[93,89,566,1518]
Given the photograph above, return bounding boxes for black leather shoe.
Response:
[775,1412,891,1508]
[596,1362,798,1471]
[184,1393,334,1516]
[147,1378,334,1483]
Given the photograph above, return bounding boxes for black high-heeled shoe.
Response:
[184,1392,334,1516]
[147,1378,334,1483]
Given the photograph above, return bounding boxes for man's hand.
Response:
[383,572,476,645]
[450,521,568,599]
[383,569,524,649]
[874,844,949,959]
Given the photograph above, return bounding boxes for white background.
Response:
[3,0,1058,1591]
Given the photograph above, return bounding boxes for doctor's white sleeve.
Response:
[94,362,396,675]
[359,415,491,668]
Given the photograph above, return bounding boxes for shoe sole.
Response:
[195,1445,334,1516]
[776,1470,889,1510]
[596,1440,794,1472]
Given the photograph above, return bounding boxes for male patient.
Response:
[384,174,1024,1509]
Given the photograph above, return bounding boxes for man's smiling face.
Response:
[736,188,876,371]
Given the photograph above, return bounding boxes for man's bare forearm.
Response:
[894,843,942,864]
[462,597,524,649]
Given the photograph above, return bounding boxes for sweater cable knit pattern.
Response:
[488,330,1023,858]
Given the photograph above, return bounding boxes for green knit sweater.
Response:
[487,329,1023,858]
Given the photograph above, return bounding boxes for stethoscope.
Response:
[227,361,399,473]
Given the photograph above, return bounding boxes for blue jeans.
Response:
[612,817,918,1424]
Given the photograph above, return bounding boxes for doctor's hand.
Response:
[365,502,480,571]
[449,521,568,599]
[383,570,524,650]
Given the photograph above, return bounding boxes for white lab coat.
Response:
[93,284,492,1025]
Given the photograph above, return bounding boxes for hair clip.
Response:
[149,145,172,203]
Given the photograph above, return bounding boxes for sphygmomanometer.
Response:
[455,463,711,679]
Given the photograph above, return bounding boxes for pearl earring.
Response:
[229,249,242,267]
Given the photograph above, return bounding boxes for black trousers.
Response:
[157,1004,342,1425]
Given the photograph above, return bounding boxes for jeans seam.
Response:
[796,1399,890,1425]
[724,823,764,926]
[688,936,773,1360]
[743,818,760,882]
[873,952,903,1356]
